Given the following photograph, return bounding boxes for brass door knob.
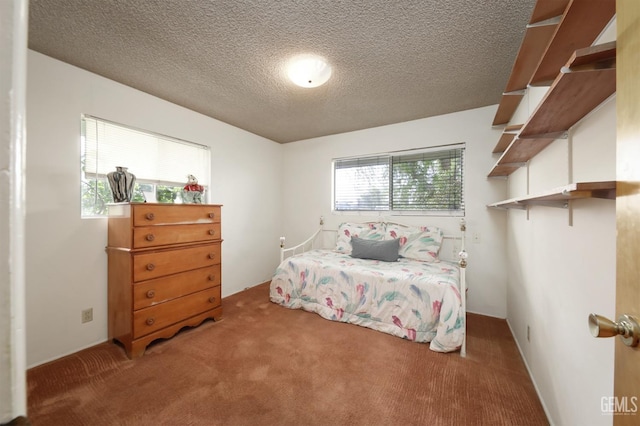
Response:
[589,313,640,347]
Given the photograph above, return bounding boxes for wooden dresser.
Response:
[107,203,223,358]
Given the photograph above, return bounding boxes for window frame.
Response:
[332,143,465,217]
[80,115,211,218]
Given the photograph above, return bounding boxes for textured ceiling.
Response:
[28,0,536,143]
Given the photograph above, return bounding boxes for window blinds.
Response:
[333,145,464,213]
[82,115,210,187]
[392,147,464,211]
[334,156,390,211]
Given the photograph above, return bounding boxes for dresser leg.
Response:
[129,341,147,359]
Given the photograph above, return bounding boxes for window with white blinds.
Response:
[334,156,390,211]
[333,144,464,215]
[81,115,211,217]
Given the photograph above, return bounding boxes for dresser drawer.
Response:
[133,223,221,248]
[133,266,221,310]
[133,204,221,227]
[133,243,221,282]
[133,287,221,339]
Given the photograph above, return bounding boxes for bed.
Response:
[269,219,468,355]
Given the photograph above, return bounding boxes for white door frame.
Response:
[0,0,28,422]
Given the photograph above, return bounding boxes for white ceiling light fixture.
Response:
[287,54,332,88]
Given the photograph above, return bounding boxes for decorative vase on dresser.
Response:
[107,166,136,202]
[106,202,223,358]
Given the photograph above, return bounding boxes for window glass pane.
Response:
[392,148,464,211]
[334,156,390,211]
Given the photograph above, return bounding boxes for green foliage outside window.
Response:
[334,146,464,214]
[157,186,181,203]
[81,180,111,216]
[392,156,463,211]
[81,179,186,217]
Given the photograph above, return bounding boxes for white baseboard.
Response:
[466,309,505,319]
[27,338,108,369]
[505,318,554,426]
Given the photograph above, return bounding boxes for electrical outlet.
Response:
[527,325,530,342]
[82,308,93,324]
[472,232,481,244]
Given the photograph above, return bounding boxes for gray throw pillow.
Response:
[350,237,400,262]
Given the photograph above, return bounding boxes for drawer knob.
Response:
[208,253,216,259]
[146,290,155,299]
[145,212,155,221]
[146,318,155,326]
[146,263,155,271]
[208,212,215,218]
[208,296,216,304]
[145,234,155,242]
[208,274,216,281]
[208,229,215,236]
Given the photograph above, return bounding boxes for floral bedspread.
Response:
[269,250,464,352]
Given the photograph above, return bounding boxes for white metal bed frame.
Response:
[278,217,468,357]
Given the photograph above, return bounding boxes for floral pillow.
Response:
[385,224,443,262]
[335,222,386,254]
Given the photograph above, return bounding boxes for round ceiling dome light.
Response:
[287,54,332,88]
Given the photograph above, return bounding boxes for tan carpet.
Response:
[27,283,548,425]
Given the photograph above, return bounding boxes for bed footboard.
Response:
[458,219,467,357]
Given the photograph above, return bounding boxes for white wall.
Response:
[281,105,509,317]
[504,32,617,426]
[25,51,284,367]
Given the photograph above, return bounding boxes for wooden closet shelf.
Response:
[504,25,558,94]
[530,0,616,86]
[491,0,615,126]
[488,42,616,178]
[528,0,570,25]
[492,92,525,127]
[487,164,521,179]
[488,181,616,210]
[492,124,523,154]
[488,137,556,178]
[491,0,569,126]
[519,42,616,138]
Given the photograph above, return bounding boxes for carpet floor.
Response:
[27,283,548,425]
